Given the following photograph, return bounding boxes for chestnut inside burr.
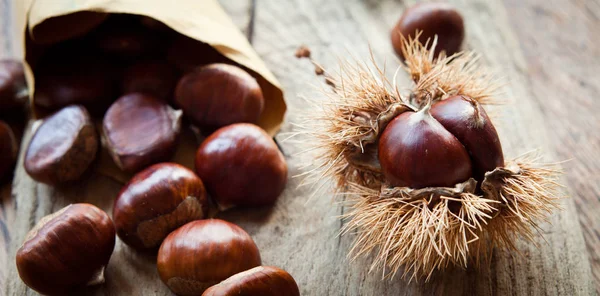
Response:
[195,123,287,210]
[102,93,182,173]
[113,163,208,251]
[24,105,98,184]
[391,3,464,59]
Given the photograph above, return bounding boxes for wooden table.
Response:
[1,0,598,295]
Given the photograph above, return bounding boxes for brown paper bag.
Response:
[17,0,286,183]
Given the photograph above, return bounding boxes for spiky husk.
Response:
[298,35,562,280]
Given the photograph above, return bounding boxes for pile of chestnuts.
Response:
[13,13,296,295]
[299,2,561,280]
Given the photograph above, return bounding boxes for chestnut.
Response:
[16,203,116,296]
[391,2,464,59]
[0,121,18,180]
[175,64,264,130]
[0,59,27,111]
[195,123,287,210]
[91,15,162,59]
[378,105,472,188]
[430,95,504,180]
[202,266,300,296]
[24,105,98,184]
[102,93,182,173]
[167,35,229,72]
[122,60,179,101]
[157,219,261,296]
[113,163,209,251]
[34,53,117,112]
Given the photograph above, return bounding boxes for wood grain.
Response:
[501,0,600,292]
[0,0,597,295]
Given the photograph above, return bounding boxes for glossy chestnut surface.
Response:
[0,121,18,180]
[157,219,262,296]
[430,95,504,180]
[113,163,208,251]
[202,266,300,296]
[16,203,116,296]
[34,54,117,112]
[0,59,27,111]
[102,93,182,173]
[378,106,472,188]
[391,2,464,59]
[195,123,287,210]
[175,63,264,130]
[122,60,179,101]
[24,105,98,184]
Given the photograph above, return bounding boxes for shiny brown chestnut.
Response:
[0,121,18,180]
[0,59,27,111]
[195,123,287,210]
[102,93,182,173]
[122,60,179,101]
[202,266,300,296]
[24,105,98,184]
[378,105,472,188]
[391,2,464,59]
[34,54,117,112]
[157,219,262,296]
[113,163,209,251]
[430,95,504,180]
[175,64,264,130]
[16,203,116,296]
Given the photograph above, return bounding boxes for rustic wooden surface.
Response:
[0,0,598,295]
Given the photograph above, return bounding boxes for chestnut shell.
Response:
[157,219,262,296]
[195,123,287,210]
[202,266,300,296]
[378,108,472,188]
[430,95,504,180]
[113,163,209,251]
[175,64,264,130]
[16,203,115,296]
[102,93,182,173]
[24,105,98,184]
[391,2,464,59]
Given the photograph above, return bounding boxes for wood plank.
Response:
[501,0,600,291]
[0,0,597,295]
